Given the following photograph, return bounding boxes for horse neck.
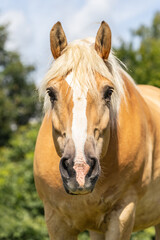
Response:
[101,72,152,180]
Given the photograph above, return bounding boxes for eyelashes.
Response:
[103,86,114,101]
[46,87,57,104]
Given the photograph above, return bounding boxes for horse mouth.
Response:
[59,153,100,195]
[67,188,93,195]
[62,176,97,195]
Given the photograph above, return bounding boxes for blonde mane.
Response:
[39,38,136,124]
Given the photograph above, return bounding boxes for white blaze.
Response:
[65,72,89,186]
[66,72,87,158]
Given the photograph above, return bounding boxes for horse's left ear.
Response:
[95,21,111,60]
[50,21,67,59]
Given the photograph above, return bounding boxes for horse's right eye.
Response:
[103,87,114,100]
[46,87,57,104]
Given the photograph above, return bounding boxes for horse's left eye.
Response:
[46,87,57,104]
[103,87,114,101]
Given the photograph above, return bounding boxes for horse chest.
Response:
[50,193,112,231]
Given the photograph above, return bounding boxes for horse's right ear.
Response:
[50,22,67,59]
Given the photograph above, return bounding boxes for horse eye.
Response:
[103,87,114,101]
[46,87,57,104]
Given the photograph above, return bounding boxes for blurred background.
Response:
[0,0,160,239]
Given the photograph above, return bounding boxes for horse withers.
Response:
[34,21,160,240]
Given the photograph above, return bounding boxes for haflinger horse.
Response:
[34,21,160,240]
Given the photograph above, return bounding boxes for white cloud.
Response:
[0,0,159,83]
[0,10,30,50]
[60,0,118,42]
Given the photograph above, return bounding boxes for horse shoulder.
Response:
[137,84,160,179]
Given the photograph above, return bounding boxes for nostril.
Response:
[86,156,99,178]
[60,156,70,178]
[60,155,75,178]
[90,157,96,168]
[61,157,69,170]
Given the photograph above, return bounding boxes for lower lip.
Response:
[68,189,92,195]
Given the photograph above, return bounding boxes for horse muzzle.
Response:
[59,154,100,195]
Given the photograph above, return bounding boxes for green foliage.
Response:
[78,231,90,240]
[115,12,160,88]
[0,123,48,240]
[131,227,155,240]
[0,21,40,146]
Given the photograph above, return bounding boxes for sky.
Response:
[0,0,159,83]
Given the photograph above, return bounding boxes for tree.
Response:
[0,22,40,146]
[115,12,160,88]
[0,123,48,239]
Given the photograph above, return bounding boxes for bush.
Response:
[0,123,48,240]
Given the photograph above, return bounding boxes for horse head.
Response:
[41,21,122,195]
